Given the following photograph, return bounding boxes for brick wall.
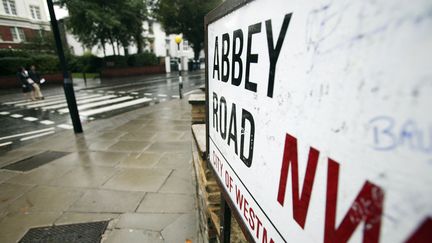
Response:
[0,25,13,42]
[0,25,38,48]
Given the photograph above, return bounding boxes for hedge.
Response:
[0,50,161,76]
[127,52,159,67]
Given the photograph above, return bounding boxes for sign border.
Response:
[205,0,256,242]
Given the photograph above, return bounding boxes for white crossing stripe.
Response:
[42,95,117,110]
[23,117,38,121]
[15,93,91,107]
[20,131,55,141]
[10,114,23,118]
[158,94,167,97]
[0,111,10,115]
[0,127,55,141]
[131,92,139,95]
[26,94,102,109]
[172,95,180,98]
[0,141,12,147]
[144,93,152,96]
[57,96,134,114]
[57,124,73,129]
[3,94,64,105]
[40,120,55,125]
[118,91,126,94]
[79,97,152,117]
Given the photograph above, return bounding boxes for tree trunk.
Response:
[192,42,201,61]
[117,41,121,55]
[135,33,143,54]
[124,46,129,56]
[109,37,116,55]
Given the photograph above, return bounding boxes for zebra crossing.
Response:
[0,91,178,147]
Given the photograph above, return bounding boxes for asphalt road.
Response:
[0,70,205,153]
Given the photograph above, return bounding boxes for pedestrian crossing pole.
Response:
[47,0,83,133]
[175,35,183,99]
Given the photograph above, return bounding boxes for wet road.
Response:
[0,70,205,152]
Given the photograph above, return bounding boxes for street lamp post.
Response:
[47,0,82,133]
[175,35,183,99]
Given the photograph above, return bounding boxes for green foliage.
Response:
[127,52,159,67]
[31,55,60,73]
[68,54,103,73]
[0,57,32,75]
[104,55,129,68]
[153,0,222,59]
[58,0,148,55]
[0,49,31,58]
[20,31,57,54]
[0,53,60,76]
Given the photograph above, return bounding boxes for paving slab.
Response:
[6,186,83,214]
[119,131,156,141]
[0,183,33,212]
[108,141,150,152]
[48,166,118,188]
[158,171,195,195]
[116,213,182,231]
[55,212,120,226]
[69,189,144,213]
[0,212,62,243]
[146,142,191,153]
[161,212,198,243]
[5,164,74,185]
[117,153,163,168]
[155,152,192,169]
[136,193,195,214]
[103,168,171,192]
[103,229,164,243]
[0,170,18,183]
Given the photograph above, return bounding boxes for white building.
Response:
[0,0,50,48]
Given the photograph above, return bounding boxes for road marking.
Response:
[172,95,180,99]
[118,91,126,94]
[144,93,152,96]
[158,94,167,97]
[131,92,139,95]
[57,124,73,129]
[26,94,102,108]
[0,127,55,141]
[79,97,152,117]
[14,93,91,107]
[23,117,38,121]
[0,141,12,147]
[0,111,10,115]
[57,96,134,113]
[183,89,202,96]
[3,94,65,105]
[20,131,55,141]
[40,120,55,125]
[10,114,23,118]
[42,95,117,110]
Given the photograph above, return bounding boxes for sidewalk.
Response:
[0,97,200,242]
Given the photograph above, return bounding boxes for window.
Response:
[10,27,25,42]
[30,5,41,20]
[2,0,17,15]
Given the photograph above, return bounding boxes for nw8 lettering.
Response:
[276,133,431,243]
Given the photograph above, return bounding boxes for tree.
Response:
[57,0,148,56]
[153,0,222,60]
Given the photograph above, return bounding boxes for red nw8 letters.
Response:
[276,133,431,243]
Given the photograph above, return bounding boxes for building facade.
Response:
[0,0,50,49]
